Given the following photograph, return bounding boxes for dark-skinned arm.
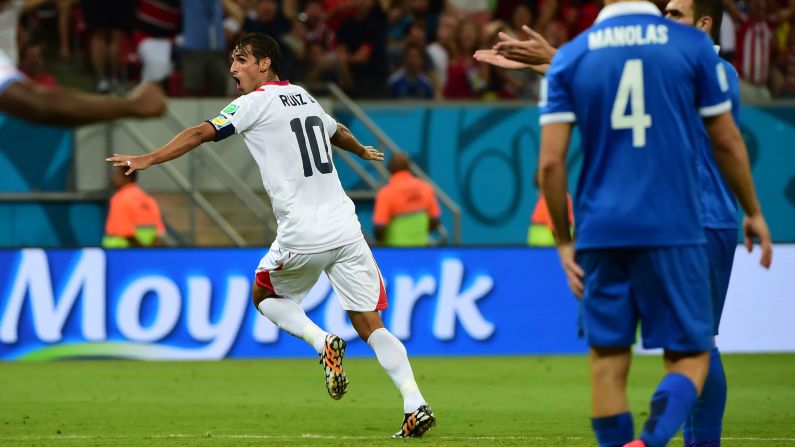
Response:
[539,122,584,298]
[704,112,772,267]
[539,122,573,245]
[329,122,384,161]
[0,81,166,127]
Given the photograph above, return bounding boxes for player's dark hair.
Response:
[693,0,723,43]
[234,33,282,76]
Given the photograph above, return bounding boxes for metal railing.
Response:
[116,121,247,247]
[326,83,463,244]
[0,191,107,202]
[163,112,277,239]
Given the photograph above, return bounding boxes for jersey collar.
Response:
[595,1,661,23]
[257,80,290,90]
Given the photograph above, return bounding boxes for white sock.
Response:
[367,328,425,413]
[258,298,328,354]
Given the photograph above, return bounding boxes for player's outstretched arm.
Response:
[705,112,773,268]
[329,123,384,161]
[475,27,554,74]
[0,81,166,127]
[539,122,584,297]
[493,26,557,68]
[106,122,217,175]
[474,49,534,70]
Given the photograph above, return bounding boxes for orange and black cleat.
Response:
[319,334,348,400]
[392,404,436,438]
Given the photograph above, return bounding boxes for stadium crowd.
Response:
[3,0,795,100]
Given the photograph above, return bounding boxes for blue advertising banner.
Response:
[0,247,585,361]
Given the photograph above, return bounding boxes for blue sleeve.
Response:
[539,49,576,125]
[694,35,732,117]
[723,60,741,124]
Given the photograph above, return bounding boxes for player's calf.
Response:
[251,282,278,310]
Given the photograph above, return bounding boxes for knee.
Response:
[348,311,385,342]
[590,347,631,388]
[252,284,276,310]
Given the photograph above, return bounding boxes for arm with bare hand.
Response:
[474,26,556,74]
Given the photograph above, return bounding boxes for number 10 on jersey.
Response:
[290,116,334,177]
[611,59,652,148]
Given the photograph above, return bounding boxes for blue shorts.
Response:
[705,228,737,335]
[577,245,713,352]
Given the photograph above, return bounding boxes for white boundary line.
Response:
[0,434,793,442]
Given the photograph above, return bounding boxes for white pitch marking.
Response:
[0,434,793,442]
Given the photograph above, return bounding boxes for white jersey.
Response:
[208,81,362,254]
[0,49,22,94]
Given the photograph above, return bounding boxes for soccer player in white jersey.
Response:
[0,49,165,126]
[106,33,436,439]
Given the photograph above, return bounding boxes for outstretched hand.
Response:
[493,26,557,66]
[105,153,151,175]
[473,49,533,70]
[359,146,384,161]
[474,26,556,74]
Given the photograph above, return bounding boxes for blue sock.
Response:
[592,412,634,447]
[683,347,726,447]
[640,372,698,447]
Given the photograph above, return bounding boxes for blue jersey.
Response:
[540,1,732,250]
[697,56,741,229]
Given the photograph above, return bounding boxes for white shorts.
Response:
[254,238,387,312]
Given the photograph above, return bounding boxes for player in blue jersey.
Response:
[479,5,745,445]
[537,1,772,447]
[664,3,741,446]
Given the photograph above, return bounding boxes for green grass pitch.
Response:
[1,354,793,446]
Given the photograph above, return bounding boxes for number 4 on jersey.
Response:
[611,59,652,148]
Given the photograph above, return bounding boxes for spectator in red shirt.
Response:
[724,0,795,99]
[559,0,600,37]
[443,18,488,99]
[323,0,354,30]
[134,0,181,84]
